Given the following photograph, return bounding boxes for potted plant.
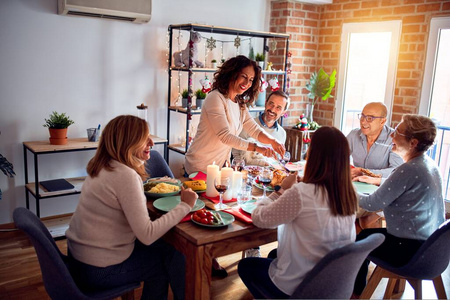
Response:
[181,89,189,108]
[43,111,75,145]
[255,52,265,69]
[305,68,336,122]
[195,89,207,109]
[0,154,15,200]
[211,59,217,69]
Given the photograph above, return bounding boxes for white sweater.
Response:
[66,160,190,267]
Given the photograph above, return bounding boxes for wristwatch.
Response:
[274,185,284,195]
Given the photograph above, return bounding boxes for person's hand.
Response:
[270,139,286,158]
[354,175,381,186]
[255,145,277,159]
[281,172,298,190]
[180,186,198,208]
[351,167,363,178]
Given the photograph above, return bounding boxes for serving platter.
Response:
[191,211,235,228]
[144,178,182,198]
[153,196,205,212]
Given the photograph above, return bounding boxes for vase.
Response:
[181,98,188,108]
[257,61,264,69]
[196,98,205,109]
[49,128,68,145]
[306,103,314,122]
[255,90,266,106]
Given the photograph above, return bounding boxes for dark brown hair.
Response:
[212,55,261,108]
[303,126,357,216]
[87,115,149,180]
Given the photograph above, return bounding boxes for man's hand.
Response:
[354,175,381,186]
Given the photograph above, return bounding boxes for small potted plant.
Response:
[305,68,336,122]
[255,53,265,69]
[211,59,217,69]
[43,111,75,145]
[195,89,207,109]
[181,89,189,108]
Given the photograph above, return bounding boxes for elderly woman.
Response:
[352,114,445,296]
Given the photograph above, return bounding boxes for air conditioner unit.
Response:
[58,0,151,24]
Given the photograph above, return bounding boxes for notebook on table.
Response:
[40,179,74,192]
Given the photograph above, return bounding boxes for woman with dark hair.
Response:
[66,115,198,299]
[352,114,445,297]
[184,55,285,174]
[238,126,358,298]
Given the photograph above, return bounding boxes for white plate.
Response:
[153,196,205,212]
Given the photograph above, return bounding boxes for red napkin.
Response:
[224,208,253,224]
[180,212,193,223]
[191,171,207,181]
[200,192,236,204]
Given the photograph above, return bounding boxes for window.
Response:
[334,21,401,135]
[420,17,450,202]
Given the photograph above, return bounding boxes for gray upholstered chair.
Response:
[361,220,450,299]
[289,233,385,299]
[13,207,140,300]
[145,150,174,178]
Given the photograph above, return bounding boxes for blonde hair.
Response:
[402,114,436,152]
[87,115,149,180]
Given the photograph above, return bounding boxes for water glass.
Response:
[237,185,252,208]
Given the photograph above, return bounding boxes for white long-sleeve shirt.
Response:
[66,160,190,267]
[184,90,263,174]
[252,183,356,295]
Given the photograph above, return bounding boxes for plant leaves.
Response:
[305,68,337,105]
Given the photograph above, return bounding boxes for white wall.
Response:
[0,0,271,224]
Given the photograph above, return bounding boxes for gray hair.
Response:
[402,114,436,152]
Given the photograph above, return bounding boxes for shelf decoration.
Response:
[206,36,216,51]
[234,35,241,49]
[269,39,277,53]
[268,77,280,92]
[200,76,212,93]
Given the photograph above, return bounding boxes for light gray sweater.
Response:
[66,160,190,267]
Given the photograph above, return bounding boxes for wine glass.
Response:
[214,176,231,210]
[237,184,252,208]
[231,158,246,171]
[258,167,273,199]
[301,143,308,161]
[280,151,291,165]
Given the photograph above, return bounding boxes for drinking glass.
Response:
[214,176,230,210]
[280,151,291,165]
[231,158,246,171]
[237,184,252,208]
[301,143,308,160]
[258,167,273,199]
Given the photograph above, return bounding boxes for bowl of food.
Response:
[144,179,181,198]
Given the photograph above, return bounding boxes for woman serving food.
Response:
[184,55,285,174]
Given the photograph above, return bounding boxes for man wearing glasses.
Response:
[347,102,404,230]
[347,102,403,179]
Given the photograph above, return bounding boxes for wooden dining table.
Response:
[146,193,277,300]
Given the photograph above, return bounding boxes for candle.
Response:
[221,166,234,200]
[206,163,220,197]
[232,170,243,199]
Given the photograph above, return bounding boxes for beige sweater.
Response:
[66,160,190,267]
[185,90,263,174]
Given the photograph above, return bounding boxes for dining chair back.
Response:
[290,233,385,299]
[145,150,174,178]
[361,219,450,299]
[13,207,139,300]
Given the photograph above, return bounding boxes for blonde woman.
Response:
[66,115,197,299]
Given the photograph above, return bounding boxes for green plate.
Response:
[253,182,274,192]
[153,196,205,212]
[241,200,257,215]
[353,181,378,194]
[144,181,181,198]
[191,211,235,228]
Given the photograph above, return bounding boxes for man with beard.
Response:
[232,91,290,166]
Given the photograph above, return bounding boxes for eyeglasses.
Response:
[357,113,386,123]
[393,125,409,138]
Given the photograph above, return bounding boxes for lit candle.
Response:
[232,169,243,199]
[206,163,220,197]
[221,165,234,200]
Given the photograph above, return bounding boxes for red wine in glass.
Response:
[215,184,228,194]
[259,178,272,187]
[214,177,230,210]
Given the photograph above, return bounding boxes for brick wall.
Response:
[271,0,450,127]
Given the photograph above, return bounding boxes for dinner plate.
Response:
[144,180,182,198]
[240,200,257,215]
[153,196,205,212]
[191,211,235,228]
[253,182,274,192]
[353,181,378,194]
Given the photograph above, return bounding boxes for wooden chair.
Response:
[13,207,140,300]
[284,127,313,162]
[361,220,450,299]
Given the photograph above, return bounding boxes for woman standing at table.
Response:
[352,114,445,297]
[66,115,198,300]
[238,126,358,298]
[184,55,285,175]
